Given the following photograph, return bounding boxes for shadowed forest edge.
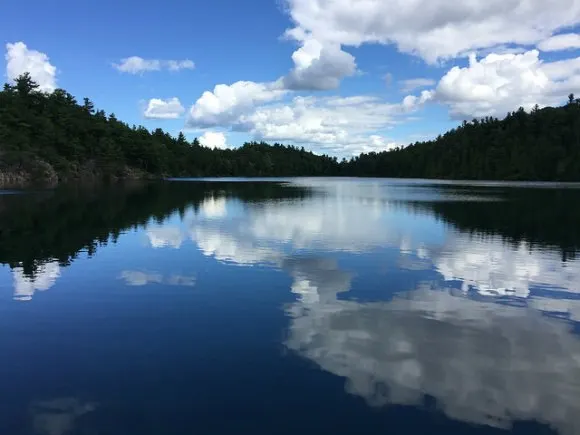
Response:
[2,74,580,185]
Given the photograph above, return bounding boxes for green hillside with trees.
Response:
[1,74,580,185]
[344,94,580,181]
[0,74,339,186]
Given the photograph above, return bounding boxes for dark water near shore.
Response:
[1,178,580,435]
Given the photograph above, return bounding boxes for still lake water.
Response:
[1,178,580,434]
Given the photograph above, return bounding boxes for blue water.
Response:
[1,178,579,434]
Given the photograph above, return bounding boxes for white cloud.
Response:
[283,37,357,90]
[198,131,228,149]
[12,261,60,301]
[538,33,580,51]
[113,56,160,73]
[166,59,195,71]
[400,78,436,93]
[284,0,580,63]
[404,49,580,119]
[186,80,287,128]
[402,90,434,112]
[143,97,185,119]
[236,95,403,155]
[113,56,195,74]
[5,42,57,92]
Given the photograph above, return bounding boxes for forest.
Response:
[1,73,580,183]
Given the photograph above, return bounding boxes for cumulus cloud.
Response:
[403,49,580,119]
[434,50,550,118]
[198,131,228,149]
[143,97,185,119]
[538,33,580,52]
[236,95,402,155]
[283,37,357,90]
[5,42,57,92]
[113,56,195,74]
[284,0,580,63]
[186,80,287,128]
[402,90,434,112]
[400,78,436,93]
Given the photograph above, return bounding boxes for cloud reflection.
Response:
[183,184,580,432]
[199,196,227,218]
[12,261,60,301]
[146,226,184,249]
[432,234,580,298]
[119,270,196,287]
[285,283,580,434]
[30,397,96,435]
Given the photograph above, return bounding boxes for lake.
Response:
[1,177,580,435]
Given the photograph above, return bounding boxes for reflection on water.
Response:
[286,283,580,435]
[146,226,184,249]
[12,261,61,301]
[1,179,580,434]
[119,270,196,287]
[30,398,96,435]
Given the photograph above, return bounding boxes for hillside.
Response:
[1,74,580,184]
[344,96,580,181]
[0,74,339,187]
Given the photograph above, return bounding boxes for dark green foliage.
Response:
[0,75,339,182]
[2,74,580,182]
[343,101,580,181]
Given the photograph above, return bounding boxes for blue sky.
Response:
[2,0,580,155]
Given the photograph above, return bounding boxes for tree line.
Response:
[2,74,580,183]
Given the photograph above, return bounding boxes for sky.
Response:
[2,0,580,156]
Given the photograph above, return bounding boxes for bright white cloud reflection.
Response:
[12,261,60,301]
[188,184,580,305]
[184,182,580,432]
[146,226,184,249]
[199,196,227,218]
[285,282,580,435]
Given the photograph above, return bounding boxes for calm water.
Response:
[1,178,580,435]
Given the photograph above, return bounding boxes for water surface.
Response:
[1,178,580,434]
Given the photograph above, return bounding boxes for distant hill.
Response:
[343,96,580,181]
[1,73,579,185]
[0,74,338,187]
